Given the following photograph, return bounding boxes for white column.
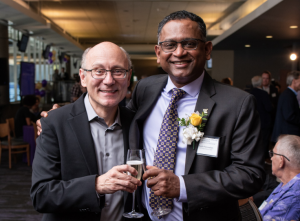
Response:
[27,37,31,62]
[38,40,42,81]
[13,41,18,101]
[33,38,37,82]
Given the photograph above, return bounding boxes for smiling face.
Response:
[155,19,212,88]
[80,42,131,113]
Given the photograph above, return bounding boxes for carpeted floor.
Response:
[0,152,43,221]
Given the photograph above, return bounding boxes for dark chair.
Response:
[0,122,30,169]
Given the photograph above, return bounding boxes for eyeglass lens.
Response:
[161,40,198,52]
[92,69,126,79]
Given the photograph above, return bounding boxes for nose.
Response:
[172,43,187,57]
[102,71,115,85]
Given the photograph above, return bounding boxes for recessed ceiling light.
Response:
[290,53,297,61]
[245,45,251,47]
[266,36,273,38]
[290,26,298,29]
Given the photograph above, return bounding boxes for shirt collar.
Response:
[288,86,298,96]
[84,93,122,126]
[274,173,300,193]
[165,70,205,97]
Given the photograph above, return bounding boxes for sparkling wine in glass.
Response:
[123,149,144,219]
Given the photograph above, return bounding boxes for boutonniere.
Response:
[177,109,208,149]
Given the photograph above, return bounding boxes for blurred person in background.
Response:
[30,96,41,120]
[259,135,300,220]
[249,76,273,163]
[221,77,233,86]
[15,95,36,138]
[262,71,279,108]
[71,74,83,102]
[272,71,300,143]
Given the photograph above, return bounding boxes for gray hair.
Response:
[286,71,300,86]
[251,76,262,88]
[80,46,132,76]
[157,10,206,44]
[277,135,300,169]
[80,47,92,69]
[120,47,132,70]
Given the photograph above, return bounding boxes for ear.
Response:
[279,156,285,168]
[79,69,87,87]
[205,41,213,60]
[127,69,132,87]
[155,45,161,64]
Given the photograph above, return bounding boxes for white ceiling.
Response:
[0,0,279,57]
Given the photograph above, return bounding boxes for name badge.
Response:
[197,136,219,158]
[272,93,276,97]
[259,200,267,210]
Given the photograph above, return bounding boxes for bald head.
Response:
[81,42,132,72]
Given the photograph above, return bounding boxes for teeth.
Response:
[101,90,116,93]
[173,62,187,64]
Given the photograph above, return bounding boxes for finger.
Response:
[109,178,138,191]
[146,165,158,170]
[115,165,138,176]
[143,168,161,180]
[146,176,158,188]
[53,104,60,109]
[40,111,48,118]
[109,168,141,186]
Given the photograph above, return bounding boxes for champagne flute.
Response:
[123,149,144,219]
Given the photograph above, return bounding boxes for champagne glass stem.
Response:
[132,190,136,213]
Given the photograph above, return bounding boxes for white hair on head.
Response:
[119,47,132,70]
[251,76,262,88]
[277,135,300,169]
[81,47,92,75]
[286,71,300,86]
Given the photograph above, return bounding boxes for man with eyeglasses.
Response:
[37,11,265,221]
[128,10,264,221]
[259,135,300,220]
[30,42,142,221]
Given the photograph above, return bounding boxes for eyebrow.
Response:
[91,64,127,69]
[162,38,198,42]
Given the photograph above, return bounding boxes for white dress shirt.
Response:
[142,72,204,221]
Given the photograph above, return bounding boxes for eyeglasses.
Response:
[158,38,206,53]
[82,68,128,79]
[269,150,290,161]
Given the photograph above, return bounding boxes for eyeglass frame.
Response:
[81,68,129,79]
[158,38,206,53]
[269,150,290,161]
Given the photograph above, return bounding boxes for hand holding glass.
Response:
[123,149,145,219]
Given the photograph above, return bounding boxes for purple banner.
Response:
[20,62,35,96]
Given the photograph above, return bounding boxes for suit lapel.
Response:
[135,76,168,121]
[67,94,98,175]
[130,75,168,150]
[120,106,135,163]
[185,72,216,175]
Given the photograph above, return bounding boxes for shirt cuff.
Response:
[177,175,188,202]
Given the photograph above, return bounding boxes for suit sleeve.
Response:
[281,94,300,125]
[183,95,265,212]
[30,119,102,213]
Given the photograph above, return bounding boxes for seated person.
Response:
[30,96,41,120]
[259,135,300,220]
[15,95,36,138]
[70,74,83,102]
[250,174,279,208]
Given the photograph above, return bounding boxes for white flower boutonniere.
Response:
[177,110,208,149]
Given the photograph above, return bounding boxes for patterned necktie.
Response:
[149,88,186,215]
